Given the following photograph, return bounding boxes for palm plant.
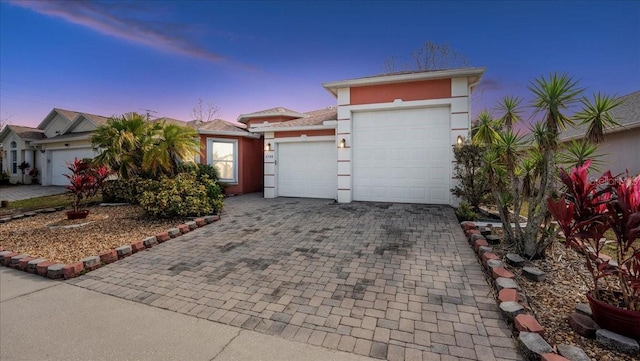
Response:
[472,111,499,147]
[91,113,159,179]
[557,139,606,171]
[529,73,584,146]
[574,93,623,144]
[495,96,523,132]
[143,123,200,176]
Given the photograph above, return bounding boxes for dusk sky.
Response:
[1,1,639,129]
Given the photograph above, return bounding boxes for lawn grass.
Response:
[4,193,101,212]
[601,229,640,259]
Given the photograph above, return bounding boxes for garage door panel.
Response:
[50,148,96,186]
[278,141,336,199]
[353,107,451,204]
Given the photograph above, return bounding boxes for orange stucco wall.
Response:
[274,129,335,138]
[199,134,263,195]
[349,78,451,105]
[244,115,299,127]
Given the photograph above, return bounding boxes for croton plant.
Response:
[64,158,111,213]
[548,160,640,311]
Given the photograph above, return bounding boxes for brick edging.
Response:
[0,214,221,279]
[459,221,573,361]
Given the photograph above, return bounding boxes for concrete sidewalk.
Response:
[0,268,374,361]
[0,185,67,202]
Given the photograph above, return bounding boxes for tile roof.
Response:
[7,125,45,140]
[237,107,306,123]
[560,90,640,140]
[196,119,249,133]
[269,107,338,128]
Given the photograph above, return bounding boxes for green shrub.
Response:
[455,202,478,222]
[102,178,142,203]
[177,163,220,182]
[138,173,223,218]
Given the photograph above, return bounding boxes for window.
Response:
[208,139,237,183]
[10,141,17,174]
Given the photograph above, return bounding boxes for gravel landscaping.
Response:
[0,205,189,264]
[495,238,639,361]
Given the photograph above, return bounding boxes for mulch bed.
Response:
[492,235,638,361]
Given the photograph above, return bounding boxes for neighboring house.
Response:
[249,68,485,205]
[0,125,45,184]
[560,90,640,176]
[31,108,109,186]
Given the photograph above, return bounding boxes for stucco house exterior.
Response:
[196,118,263,195]
[560,90,640,176]
[249,67,485,205]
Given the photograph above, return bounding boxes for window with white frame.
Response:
[10,141,17,174]
[208,139,237,183]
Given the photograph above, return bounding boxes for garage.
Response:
[49,148,96,185]
[352,107,451,204]
[277,141,337,199]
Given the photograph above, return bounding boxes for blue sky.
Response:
[1,0,639,129]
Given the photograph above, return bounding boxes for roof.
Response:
[560,90,640,140]
[237,107,306,124]
[55,108,81,122]
[77,112,110,126]
[153,117,191,127]
[265,107,337,128]
[322,67,486,96]
[196,119,258,138]
[248,107,338,133]
[5,125,46,141]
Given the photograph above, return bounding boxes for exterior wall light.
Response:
[456,135,464,146]
[265,142,272,151]
[338,139,346,148]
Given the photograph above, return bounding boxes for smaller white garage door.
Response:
[50,148,97,186]
[277,141,337,199]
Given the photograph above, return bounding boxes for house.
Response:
[249,67,485,205]
[195,118,263,195]
[560,90,640,176]
[0,125,45,184]
[30,108,110,186]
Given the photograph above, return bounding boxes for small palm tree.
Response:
[143,123,200,176]
[557,139,606,170]
[472,111,500,147]
[529,73,584,148]
[574,93,623,144]
[496,96,523,132]
[92,112,155,179]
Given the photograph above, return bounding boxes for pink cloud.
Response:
[8,0,226,62]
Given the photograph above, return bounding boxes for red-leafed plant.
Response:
[64,158,111,213]
[548,159,640,312]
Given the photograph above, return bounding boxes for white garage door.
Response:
[277,141,337,199]
[50,148,97,186]
[353,107,451,204]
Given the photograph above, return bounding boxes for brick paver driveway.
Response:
[70,194,521,361]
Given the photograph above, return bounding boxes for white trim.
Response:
[32,133,91,144]
[346,98,457,113]
[249,124,336,133]
[322,67,486,95]
[273,135,335,144]
[206,138,238,183]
